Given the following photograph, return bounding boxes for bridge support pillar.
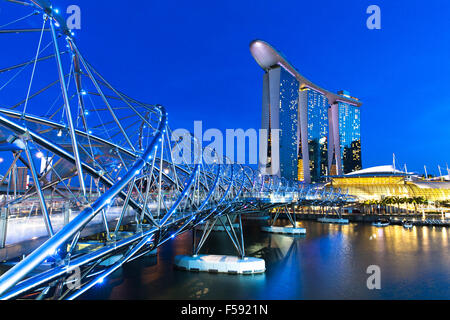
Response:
[195,215,239,232]
[317,204,349,225]
[174,213,265,275]
[174,255,265,275]
[262,205,306,235]
[63,204,71,226]
[0,207,8,249]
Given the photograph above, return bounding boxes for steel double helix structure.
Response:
[0,0,354,299]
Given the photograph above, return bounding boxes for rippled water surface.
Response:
[82,220,450,300]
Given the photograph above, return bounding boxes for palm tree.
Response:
[380,197,388,214]
[417,197,428,219]
[408,197,416,214]
[411,196,425,214]
[400,197,409,214]
[390,196,400,214]
[372,200,380,214]
[362,200,368,215]
[363,200,376,215]
[410,197,419,214]
[384,197,393,214]
[375,199,382,215]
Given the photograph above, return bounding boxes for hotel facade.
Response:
[251,40,363,183]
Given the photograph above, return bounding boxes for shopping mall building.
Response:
[330,165,450,202]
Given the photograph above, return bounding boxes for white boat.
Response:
[403,221,414,229]
[372,220,390,227]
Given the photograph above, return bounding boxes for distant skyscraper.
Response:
[251,40,362,183]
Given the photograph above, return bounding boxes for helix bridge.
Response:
[0,0,355,300]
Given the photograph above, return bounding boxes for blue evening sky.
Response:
[1,0,450,175]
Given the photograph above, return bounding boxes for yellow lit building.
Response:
[298,159,305,181]
[329,175,450,202]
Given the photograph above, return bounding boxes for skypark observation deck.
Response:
[250,40,362,108]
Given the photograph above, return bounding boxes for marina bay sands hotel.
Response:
[250,40,363,184]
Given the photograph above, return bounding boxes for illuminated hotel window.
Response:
[278,68,300,181]
[338,102,362,174]
[306,89,329,182]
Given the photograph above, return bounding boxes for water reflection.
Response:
[82,221,450,300]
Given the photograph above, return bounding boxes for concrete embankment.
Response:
[292,213,449,227]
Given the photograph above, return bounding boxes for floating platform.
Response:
[174,255,265,274]
[261,226,306,235]
[372,222,390,227]
[242,214,270,221]
[195,223,239,232]
[318,217,349,225]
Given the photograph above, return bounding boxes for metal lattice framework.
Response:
[0,0,354,300]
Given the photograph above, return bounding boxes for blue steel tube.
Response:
[0,227,157,300]
[49,19,86,198]
[66,230,156,300]
[0,114,145,214]
[0,107,167,297]
[197,165,222,211]
[23,139,54,237]
[160,164,200,227]
[66,161,209,299]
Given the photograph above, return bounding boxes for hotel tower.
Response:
[250,40,362,183]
